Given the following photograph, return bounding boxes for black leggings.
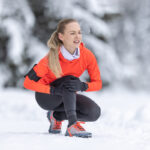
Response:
[35,92,101,122]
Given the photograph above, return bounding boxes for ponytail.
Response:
[47,31,62,78]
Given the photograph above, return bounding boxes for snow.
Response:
[46,0,112,37]
[17,0,35,28]
[1,0,36,65]
[0,87,150,150]
[3,19,24,64]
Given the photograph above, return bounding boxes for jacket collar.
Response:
[60,45,80,61]
[59,42,84,62]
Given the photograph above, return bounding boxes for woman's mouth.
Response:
[73,40,80,44]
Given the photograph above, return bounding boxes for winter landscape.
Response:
[1,0,150,149]
[0,86,150,150]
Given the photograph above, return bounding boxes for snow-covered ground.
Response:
[0,86,150,150]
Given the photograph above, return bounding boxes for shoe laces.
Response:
[75,121,85,131]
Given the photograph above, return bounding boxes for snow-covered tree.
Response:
[0,0,121,89]
[109,0,150,89]
[0,0,47,87]
[0,0,150,90]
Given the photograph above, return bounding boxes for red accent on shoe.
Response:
[68,121,85,136]
[49,111,63,131]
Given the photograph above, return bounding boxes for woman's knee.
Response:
[35,92,62,110]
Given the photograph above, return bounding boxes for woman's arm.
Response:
[23,56,50,94]
[85,50,102,92]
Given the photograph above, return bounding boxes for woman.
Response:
[24,18,102,138]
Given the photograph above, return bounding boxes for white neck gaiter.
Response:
[60,45,80,61]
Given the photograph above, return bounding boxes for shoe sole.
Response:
[65,131,92,138]
[49,129,61,134]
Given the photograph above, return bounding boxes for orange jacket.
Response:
[24,43,102,94]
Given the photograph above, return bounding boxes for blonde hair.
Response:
[47,18,77,78]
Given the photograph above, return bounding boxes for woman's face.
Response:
[58,22,82,54]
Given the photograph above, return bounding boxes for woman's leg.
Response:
[35,92,100,123]
[35,90,77,125]
[35,92,63,111]
[54,94,101,122]
[76,94,101,121]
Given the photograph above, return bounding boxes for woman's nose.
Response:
[75,33,80,38]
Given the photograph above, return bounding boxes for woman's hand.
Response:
[50,75,80,95]
[63,78,88,92]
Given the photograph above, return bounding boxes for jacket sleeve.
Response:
[85,50,102,92]
[23,56,50,94]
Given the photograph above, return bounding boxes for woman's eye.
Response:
[70,32,82,35]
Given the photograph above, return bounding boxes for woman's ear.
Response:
[58,33,64,42]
